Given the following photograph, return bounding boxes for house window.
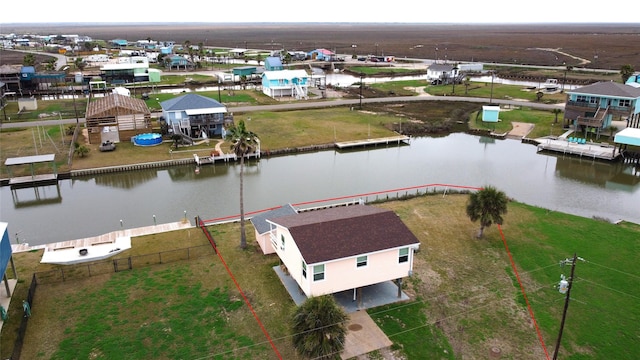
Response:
[589,97,600,105]
[356,256,368,268]
[280,235,285,251]
[302,260,307,279]
[619,99,631,107]
[399,248,409,263]
[313,264,325,281]
[576,95,587,103]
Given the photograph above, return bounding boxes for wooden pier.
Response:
[533,137,618,160]
[335,135,411,149]
[4,154,58,189]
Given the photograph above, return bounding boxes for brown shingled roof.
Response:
[86,93,150,119]
[272,205,420,264]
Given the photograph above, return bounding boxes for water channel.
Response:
[2,134,639,247]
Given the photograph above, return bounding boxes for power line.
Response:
[584,260,640,280]
[579,277,640,300]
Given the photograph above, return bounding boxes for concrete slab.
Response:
[341,310,393,360]
[273,266,411,312]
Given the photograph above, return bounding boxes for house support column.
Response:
[395,278,403,298]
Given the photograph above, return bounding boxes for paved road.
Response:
[0,96,563,129]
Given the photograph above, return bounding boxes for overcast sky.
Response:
[1,1,638,24]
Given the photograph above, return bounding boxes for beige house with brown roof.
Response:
[266,204,420,299]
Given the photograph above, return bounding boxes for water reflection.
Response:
[10,184,62,208]
[555,157,640,192]
[77,171,160,189]
[2,134,639,246]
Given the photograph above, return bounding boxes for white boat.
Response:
[543,78,559,91]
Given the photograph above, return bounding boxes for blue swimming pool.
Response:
[132,133,163,146]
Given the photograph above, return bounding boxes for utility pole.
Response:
[359,73,364,110]
[553,253,578,360]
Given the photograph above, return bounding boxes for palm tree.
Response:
[292,295,348,360]
[552,108,562,124]
[620,64,635,83]
[74,144,90,158]
[466,185,508,239]
[226,120,259,249]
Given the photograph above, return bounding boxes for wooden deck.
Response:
[8,174,58,188]
[335,135,411,149]
[11,221,194,254]
[534,137,618,160]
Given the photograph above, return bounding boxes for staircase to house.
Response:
[171,124,194,145]
[293,84,307,100]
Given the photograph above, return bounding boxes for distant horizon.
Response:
[3,21,639,26]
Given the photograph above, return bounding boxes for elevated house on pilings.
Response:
[563,82,640,139]
[160,94,232,142]
[85,93,151,144]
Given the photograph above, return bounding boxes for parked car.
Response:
[99,140,116,152]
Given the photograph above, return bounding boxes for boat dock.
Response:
[11,221,194,265]
[533,136,617,160]
[335,135,410,149]
[4,154,58,189]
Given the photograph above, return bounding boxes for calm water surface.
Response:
[2,134,638,246]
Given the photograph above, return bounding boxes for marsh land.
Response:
[3,22,639,70]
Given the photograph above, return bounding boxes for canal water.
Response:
[2,133,639,246]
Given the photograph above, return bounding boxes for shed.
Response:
[85,94,151,144]
[482,105,500,122]
[614,127,640,147]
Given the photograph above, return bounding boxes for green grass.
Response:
[49,265,263,360]
[143,91,262,111]
[498,204,640,360]
[6,195,640,359]
[369,300,454,359]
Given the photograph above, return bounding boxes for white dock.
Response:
[335,135,410,149]
[11,221,194,265]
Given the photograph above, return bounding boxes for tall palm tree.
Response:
[292,295,348,360]
[466,185,508,239]
[225,120,259,249]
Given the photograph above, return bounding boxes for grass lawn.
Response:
[0,106,400,176]
[5,194,639,359]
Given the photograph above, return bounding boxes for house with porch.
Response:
[308,49,335,61]
[261,69,310,100]
[265,204,420,301]
[264,56,284,71]
[164,55,193,70]
[563,81,640,138]
[426,63,459,83]
[160,94,231,140]
[250,204,298,255]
